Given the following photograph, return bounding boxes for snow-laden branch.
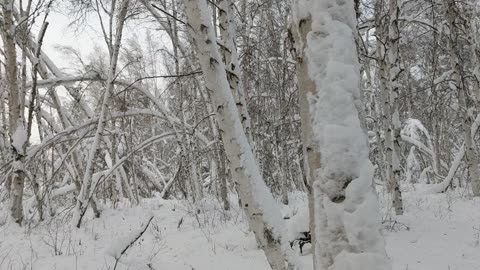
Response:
[401,134,433,157]
[429,113,480,193]
[30,73,211,145]
[100,132,176,183]
[27,109,168,160]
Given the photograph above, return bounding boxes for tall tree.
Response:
[292,0,390,268]
[1,0,25,224]
[182,0,289,269]
[387,0,404,215]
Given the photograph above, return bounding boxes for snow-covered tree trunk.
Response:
[1,0,27,224]
[374,0,390,185]
[217,0,257,207]
[183,1,287,269]
[445,0,480,196]
[290,13,319,267]
[387,0,404,215]
[374,0,403,215]
[73,0,130,228]
[292,0,391,269]
[218,0,255,150]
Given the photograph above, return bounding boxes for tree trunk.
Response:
[1,0,26,225]
[445,0,480,196]
[290,14,320,268]
[218,0,255,149]
[387,0,404,215]
[292,0,391,269]
[183,1,287,269]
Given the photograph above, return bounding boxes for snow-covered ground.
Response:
[1,187,479,270]
[383,186,480,270]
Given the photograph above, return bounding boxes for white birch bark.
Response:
[183,1,289,269]
[374,0,392,188]
[290,13,319,268]
[387,0,404,215]
[373,0,403,215]
[1,0,26,224]
[292,0,390,269]
[218,0,255,150]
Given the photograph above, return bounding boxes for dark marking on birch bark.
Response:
[200,24,208,34]
[210,57,219,66]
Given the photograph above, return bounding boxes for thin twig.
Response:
[151,3,186,25]
[113,216,155,270]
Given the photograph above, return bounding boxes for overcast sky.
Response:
[40,10,97,70]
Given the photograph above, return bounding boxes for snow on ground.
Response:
[384,186,480,270]
[0,188,479,270]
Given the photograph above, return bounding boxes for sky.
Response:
[42,9,104,71]
[39,6,168,77]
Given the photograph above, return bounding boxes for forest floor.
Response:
[1,185,480,270]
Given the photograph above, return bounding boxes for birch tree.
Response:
[289,9,319,266]
[1,0,26,224]
[387,0,404,214]
[292,0,390,268]
[182,0,289,268]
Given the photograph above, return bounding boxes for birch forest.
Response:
[1,0,480,269]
